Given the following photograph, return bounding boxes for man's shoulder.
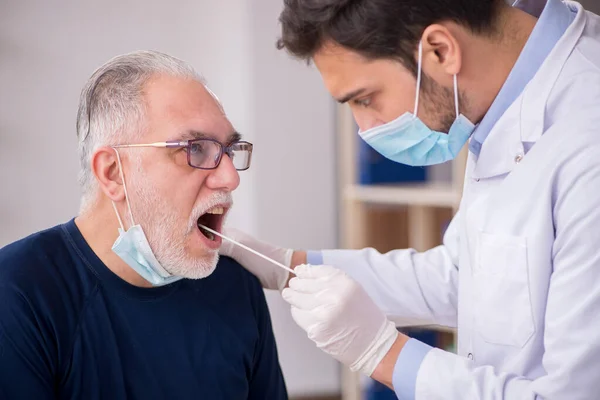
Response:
[0,223,67,283]
[0,220,95,305]
[541,44,600,161]
[548,39,600,132]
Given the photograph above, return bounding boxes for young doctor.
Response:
[221,0,600,398]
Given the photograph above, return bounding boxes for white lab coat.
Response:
[323,2,600,399]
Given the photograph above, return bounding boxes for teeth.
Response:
[206,206,224,215]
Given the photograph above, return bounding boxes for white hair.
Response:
[76,50,207,213]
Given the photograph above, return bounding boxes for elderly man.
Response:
[0,51,287,399]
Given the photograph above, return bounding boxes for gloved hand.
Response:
[281,264,399,377]
[219,227,294,291]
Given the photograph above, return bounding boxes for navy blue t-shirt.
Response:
[0,219,288,399]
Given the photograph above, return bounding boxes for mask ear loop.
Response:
[454,74,460,118]
[111,148,136,230]
[415,41,461,119]
[414,41,423,118]
[111,202,125,231]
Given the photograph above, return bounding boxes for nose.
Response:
[205,153,240,192]
[352,109,382,132]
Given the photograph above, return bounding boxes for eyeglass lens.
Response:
[189,140,252,170]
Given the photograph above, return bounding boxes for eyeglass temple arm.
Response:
[113,140,251,150]
[112,141,189,149]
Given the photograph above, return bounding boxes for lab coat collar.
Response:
[471,0,584,180]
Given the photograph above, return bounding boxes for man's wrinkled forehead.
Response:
[142,74,234,141]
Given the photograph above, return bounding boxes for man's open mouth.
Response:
[197,206,225,241]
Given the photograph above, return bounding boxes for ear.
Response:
[91,146,125,202]
[420,24,462,83]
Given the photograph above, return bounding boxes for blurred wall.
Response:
[0,0,340,397]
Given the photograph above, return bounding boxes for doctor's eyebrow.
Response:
[336,88,367,104]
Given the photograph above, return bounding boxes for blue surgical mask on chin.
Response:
[358,41,476,167]
[110,149,183,287]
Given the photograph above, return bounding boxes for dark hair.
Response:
[276,0,504,75]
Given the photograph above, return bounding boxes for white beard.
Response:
[124,161,231,280]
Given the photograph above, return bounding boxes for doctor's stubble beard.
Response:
[420,73,470,133]
[126,157,232,280]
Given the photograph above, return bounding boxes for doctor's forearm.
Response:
[315,247,458,324]
[372,333,433,398]
[372,334,410,389]
[291,250,307,267]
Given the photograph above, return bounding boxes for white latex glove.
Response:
[281,264,399,377]
[219,227,293,291]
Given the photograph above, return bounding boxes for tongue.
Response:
[202,229,215,240]
[198,216,215,240]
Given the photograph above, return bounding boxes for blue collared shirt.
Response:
[309,1,575,398]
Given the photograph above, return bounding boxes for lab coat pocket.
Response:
[474,232,535,347]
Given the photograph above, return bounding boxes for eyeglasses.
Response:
[113,138,253,171]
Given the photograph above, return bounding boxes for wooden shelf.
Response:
[344,183,461,208]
